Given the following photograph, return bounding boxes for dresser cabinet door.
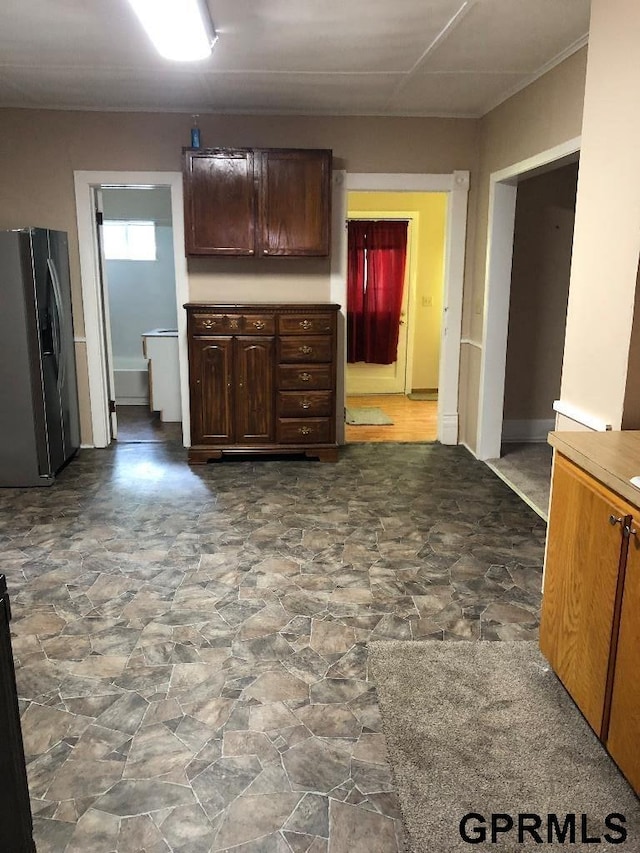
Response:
[234,337,275,443]
[539,454,631,736]
[183,149,256,255]
[190,337,233,444]
[606,529,640,793]
[258,149,331,256]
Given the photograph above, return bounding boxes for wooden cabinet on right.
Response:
[183,147,331,257]
[540,440,640,796]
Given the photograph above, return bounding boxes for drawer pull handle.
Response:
[299,426,312,436]
[299,372,312,382]
[300,399,311,410]
[610,515,624,526]
[299,345,313,355]
[253,320,265,329]
[299,320,312,330]
[202,319,215,328]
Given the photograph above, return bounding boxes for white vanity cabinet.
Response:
[141,329,181,422]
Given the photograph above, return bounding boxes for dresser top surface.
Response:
[185,303,340,311]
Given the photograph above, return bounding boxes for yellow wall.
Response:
[347,191,447,390]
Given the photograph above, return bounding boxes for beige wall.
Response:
[503,163,578,422]
[0,109,478,445]
[458,48,588,451]
[559,0,640,432]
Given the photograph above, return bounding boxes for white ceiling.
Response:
[0,0,591,117]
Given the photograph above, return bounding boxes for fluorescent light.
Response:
[127,0,217,62]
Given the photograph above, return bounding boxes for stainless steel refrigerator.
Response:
[0,228,80,487]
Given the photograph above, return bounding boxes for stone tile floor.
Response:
[1,441,547,852]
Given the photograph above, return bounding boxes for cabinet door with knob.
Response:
[183,149,256,256]
[539,453,635,736]
[189,337,233,444]
[235,337,274,443]
[606,531,640,791]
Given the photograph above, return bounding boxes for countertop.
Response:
[549,430,640,507]
[141,329,178,338]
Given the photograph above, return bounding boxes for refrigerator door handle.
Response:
[47,258,66,392]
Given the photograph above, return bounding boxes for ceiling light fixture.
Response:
[127,0,217,62]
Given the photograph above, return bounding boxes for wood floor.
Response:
[345,394,438,443]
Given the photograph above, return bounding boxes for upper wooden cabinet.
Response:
[183,147,332,257]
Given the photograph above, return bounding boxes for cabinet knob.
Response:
[609,515,623,526]
[299,372,312,382]
[300,399,311,409]
[299,345,313,356]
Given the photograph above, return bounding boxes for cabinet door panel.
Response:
[539,454,631,735]
[235,337,274,444]
[258,150,331,256]
[190,338,233,444]
[184,150,255,255]
[607,529,640,794]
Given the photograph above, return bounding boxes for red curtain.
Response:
[347,220,408,364]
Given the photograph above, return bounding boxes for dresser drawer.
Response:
[278,336,332,363]
[191,312,275,335]
[277,418,332,444]
[279,313,334,335]
[278,365,332,390]
[242,313,276,334]
[277,391,332,418]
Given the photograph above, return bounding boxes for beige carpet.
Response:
[369,641,640,852]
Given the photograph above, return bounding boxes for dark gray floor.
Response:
[2,441,547,852]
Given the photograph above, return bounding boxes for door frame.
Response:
[345,210,418,395]
[475,137,581,460]
[74,171,190,448]
[340,171,469,444]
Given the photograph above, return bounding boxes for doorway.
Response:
[345,191,447,443]
[476,139,581,517]
[99,186,181,443]
[340,172,469,446]
[74,171,190,449]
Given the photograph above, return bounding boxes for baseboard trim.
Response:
[439,413,458,446]
[502,418,555,444]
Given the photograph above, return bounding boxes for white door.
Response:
[346,216,413,395]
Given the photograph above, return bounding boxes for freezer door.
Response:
[29,228,66,476]
[47,231,80,458]
[0,232,45,486]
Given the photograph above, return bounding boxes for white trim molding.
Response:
[552,400,612,432]
[475,137,581,461]
[345,170,469,445]
[74,170,189,448]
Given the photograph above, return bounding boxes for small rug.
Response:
[369,641,640,852]
[408,391,438,401]
[345,407,394,425]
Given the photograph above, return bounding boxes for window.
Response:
[102,220,157,261]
